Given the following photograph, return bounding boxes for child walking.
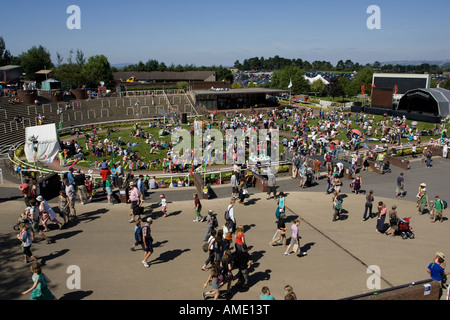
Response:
[159,194,168,217]
[130,219,143,251]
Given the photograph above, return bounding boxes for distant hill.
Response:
[381,60,450,67]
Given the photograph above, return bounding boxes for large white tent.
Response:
[25,123,61,163]
[304,75,329,85]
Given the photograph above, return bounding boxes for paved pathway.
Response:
[1,153,449,300]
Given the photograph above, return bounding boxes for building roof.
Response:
[113,71,216,82]
[193,87,289,96]
[402,87,450,117]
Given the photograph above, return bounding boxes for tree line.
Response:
[1,36,449,94]
[234,55,448,74]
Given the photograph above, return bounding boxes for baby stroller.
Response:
[305,172,314,187]
[397,217,415,239]
[382,161,391,174]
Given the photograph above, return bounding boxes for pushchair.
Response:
[397,217,415,239]
[382,161,391,174]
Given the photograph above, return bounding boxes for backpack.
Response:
[442,200,448,210]
[224,208,230,221]
[390,211,398,223]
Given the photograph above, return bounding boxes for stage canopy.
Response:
[397,88,450,118]
[25,123,61,163]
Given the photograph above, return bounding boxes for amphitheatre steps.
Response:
[0,93,205,152]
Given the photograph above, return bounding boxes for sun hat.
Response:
[436,252,445,259]
[36,195,44,202]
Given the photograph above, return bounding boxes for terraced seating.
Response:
[0,94,204,153]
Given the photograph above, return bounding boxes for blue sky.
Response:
[2,0,449,67]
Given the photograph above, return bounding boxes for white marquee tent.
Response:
[304,75,330,85]
[25,123,61,163]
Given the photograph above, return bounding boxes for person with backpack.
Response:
[203,210,218,241]
[225,199,236,234]
[431,195,446,223]
[141,218,154,268]
[17,223,42,265]
[202,229,217,271]
[386,205,399,236]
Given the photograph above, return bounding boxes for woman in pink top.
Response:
[284,219,307,256]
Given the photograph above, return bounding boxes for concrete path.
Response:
[1,155,449,300]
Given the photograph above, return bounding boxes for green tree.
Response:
[271,65,310,94]
[0,36,13,66]
[55,63,84,89]
[353,66,374,96]
[326,77,344,100]
[247,80,256,88]
[311,79,326,96]
[82,55,113,88]
[18,45,54,79]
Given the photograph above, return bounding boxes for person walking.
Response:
[418,188,429,215]
[19,179,32,207]
[277,192,286,218]
[141,218,154,268]
[202,229,217,271]
[385,205,399,237]
[234,244,252,289]
[220,249,234,297]
[130,219,143,251]
[352,174,362,194]
[234,225,246,252]
[230,173,239,198]
[284,218,306,256]
[292,154,300,179]
[17,223,42,265]
[58,191,70,226]
[226,199,236,234]
[21,262,56,300]
[28,200,51,244]
[284,285,297,300]
[159,194,168,217]
[396,173,405,197]
[64,179,77,221]
[376,202,387,234]
[105,177,114,205]
[74,169,88,204]
[427,252,449,299]
[260,286,276,300]
[431,195,445,223]
[203,210,217,241]
[363,190,375,221]
[332,194,343,222]
[193,193,205,222]
[202,261,220,300]
[37,195,63,231]
[270,214,287,247]
[128,181,141,223]
[266,173,276,200]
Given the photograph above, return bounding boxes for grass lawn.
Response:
[56,112,448,173]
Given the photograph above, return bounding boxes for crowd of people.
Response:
[12,104,450,301]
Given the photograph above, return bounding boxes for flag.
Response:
[189,166,194,177]
[394,84,398,94]
[371,84,376,88]
[288,79,293,89]
[361,85,365,96]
